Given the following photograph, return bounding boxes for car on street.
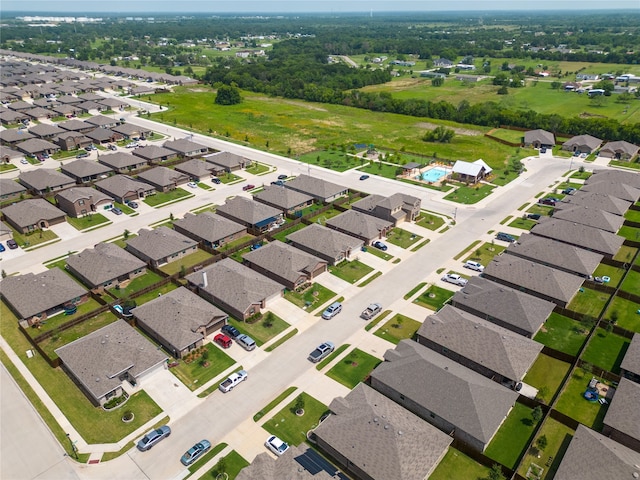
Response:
[187,182,198,188]
[180,440,211,466]
[7,239,18,249]
[265,435,289,457]
[496,232,516,242]
[214,333,232,349]
[0,243,5,252]
[76,152,90,158]
[538,197,559,206]
[111,207,123,215]
[219,370,248,392]
[372,240,387,251]
[463,261,484,272]
[441,273,468,286]
[221,324,241,339]
[20,159,29,164]
[277,174,288,180]
[137,425,171,451]
[360,303,382,320]
[308,342,335,363]
[322,301,342,320]
[359,174,370,180]
[242,184,255,191]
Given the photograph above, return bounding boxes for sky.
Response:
[1,0,638,13]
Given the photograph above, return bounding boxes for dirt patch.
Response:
[414,122,483,136]
[253,96,328,112]
[579,111,607,119]
[186,88,210,93]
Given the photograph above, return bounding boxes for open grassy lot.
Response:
[326,348,382,389]
[443,183,495,204]
[301,150,361,172]
[262,392,329,446]
[385,227,423,248]
[534,313,589,357]
[566,288,610,318]
[416,211,446,230]
[329,259,374,284]
[227,312,290,346]
[463,241,506,266]
[142,188,192,207]
[429,448,491,480]
[605,296,640,333]
[556,368,610,430]
[169,343,236,391]
[620,269,640,296]
[592,263,626,288]
[159,249,214,275]
[414,285,454,311]
[517,418,574,480]
[508,217,538,231]
[373,314,421,345]
[485,402,541,470]
[66,213,110,231]
[284,283,336,311]
[358,161,403,178]
[490,167,521,186]
[489,128,524,143]
[108,270,164,298]
[582,328,631,374]
[522,354,571,404]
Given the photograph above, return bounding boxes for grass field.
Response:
[508,217,537,230]
[262,392,329,446]
[416,211,446,230]
[142,188,192,206]
[284,283,336,311]
[566,288,610,318]
[66,213,111,231]
[158,249,214,275]
[522,354,571,404]
[517,418,574,480]
[534,313,589,357]
[169,343,236,391]
[429,448,491,480]
[329,260,374,284]
[228,313,290,346]
[592,263,626,288]
[326,348,382,389]
[605,296,640,333]
[620,269,640,296]
[556,368,609,430]
[582,328,631,374]
[373,314,421,344]
[109,270,164,298]
[414,285,454,311]
[463,241,506,266]
[444,183,495,204]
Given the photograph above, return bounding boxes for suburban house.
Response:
[586,169,640,189]
[28,123,66,140]
[58,119,94,134]
[551,205,624,234]
[530,218,625,258]
[0,146,24,164]
[621,334,640,384]
[173,212,247,249]
[451,276,555,338]
[132,145,179,164]
[313,383,452,480]
[351,192,421,225]
[60,158,113,184]
[286,223,365,266]
[111,123,152,140]
[602,378,640,453]
[174,158,218,180]
[216,196,283,234]
[253,185,315,215]
[136,166,190,192]
[125,226,198,268]
[65,242,146,290]
[85,127,123,145]
[0,268,88,324]
[98,152,148,173]
[1,198,66,233]
[163,138,209,158]
[242,241,327,290]
[16,138,60,157]
[203,151,252,173]
[0,129,35,146]
[416,305,543,386]
[236,444,339,480]
[55,320,167,406]
[185,258,284,321]
[524,129,555,148]
[55,187,113,217]
[18,169,76,195]
[0,178,26,201]
[370,340,519,453]
[94,175,155,204]
[284,174,348,203]
[562,134,602,154]
[451,159,493,184]
[598,140,639,160]
[581,180,640,203]
[434,58,453,68]
[85,115,119,129]
[133,287,228,359]
[556,191,632,217]
[56,131,93,151]
[326,209,393,244]
[554,425,640,480]
[505,233,603,278]
[98,98,128,111]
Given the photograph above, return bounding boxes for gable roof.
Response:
[0,268,87,319]
[94,175,154,198]
[243,241,326,284]
[284,174,347,201]
[163,138,208,154]
[326,209,393,240]
[126,226,197,262]
[286,223,364,259]
[1,198,66,228]
[16,138,59,154]
[60,158,113,179]
[132,145,177,161]
[588,169,640,189]
[173,212,246,244]
[0,178,27,196]
[66,242,146,287]
[563,134,602,151]
[371,340,518,444]
[531,218,624,257]
[580,180,640,203]
[352,192,421,214]
[217,196,282,226]
[313,383,452,480]
[603,378,640,443]
[98,152,146,169]
[19,169,75,191]
[136,166,189,188]
[203,151,249,168]
[418,305,543,381]
[524,129,555,145]
[452,159,493,177]
[621,334,640,377]
[55,186,112,205]
[506,233,603,277]
[551,205,625,233]
[556,191,632,216]
[253,185,315,210]
[600,140,639,157]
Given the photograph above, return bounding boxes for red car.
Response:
[242,184,255,191]
[214,333,232,349]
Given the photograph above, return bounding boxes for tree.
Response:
[214,84,242,105]
[423,125,455,143]
[497,85,509,95]
[550,81,562,90]
[1,270,6,279]
[532,406,543,423]
[431,77,444,87]
[536,434,548,451]
[488,463,505,480]
[123,229,130,239]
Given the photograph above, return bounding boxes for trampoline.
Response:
[583,390,599,402]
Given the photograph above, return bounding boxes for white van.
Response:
[236,334,256,351]
[463,261,484,272]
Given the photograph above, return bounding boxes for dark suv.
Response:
[538,197,559,206]
[496,232,516,242]
[221,324,241,339]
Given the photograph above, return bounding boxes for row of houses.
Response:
[522,129,640,160]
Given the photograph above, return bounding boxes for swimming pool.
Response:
[421,167,450,183]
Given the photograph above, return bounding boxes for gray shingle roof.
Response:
[524,129,555,145]
[0,129,34,143]
[284,174,347,201]
[554,425,640,480]
[531,218,625,257]
[621,334,640,377]
[286,224,364,263]
[217,196,282,226]
[313,383,452,480]
[132,145,177,161]
[581,180,640,203]
[326,209,393,240]
[54,320,167,401]
[0,268,87,319]
[58,119,92,131]
[0,146,24,161]
[600,140,639,158]
[418,305,543,381]
[136,166,189,188]
[371,340,518,445]
[173,212,246,244]
[1,198,66,229]
[163,138,208,154]
[16,138,59,154]
[98,152,146,170]
[19,169,75,192]
[85,127,118,142]
[85,114,117,127]
[126,226,197,262]
[506,233,603,277]
[588,169,640,189]
[483,255,585,304]
[236,445,334,480]
[94,175,154,199]
[55,186,112,204]
[132,287,227,352]
[0,178,27,196]
[66,242,146,287]
[551,205,625,233]
[603,378,640,443]
[556,190,632,216]
[243,241,326,285]
[203,151,249,169]
[562,134,602,151]
[60,159,113,179]
[28,123,65,137]
[173,159,214,177]
[253,185,314,210]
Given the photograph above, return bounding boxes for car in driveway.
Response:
[125,142,139,149]
[126,200,139,209]
[214,333,232,349]
[180,440,211,466]
[441,273,468,287]
[463,261,484,272]
[277,174,288,180]
[211,177,221,184]
[308,342,335,363]
[359,174,370,181]
[221,324,241,339]
[271,180,285,186]
[265,435,289,457]
[562,187,576,195]
[111,207,123,215]
[372,240,387,251]
[0,243,5,252]
[107,144,118,151]
[538,197,559,206]
[6,239,18,249]
[137,425,171,451]
[496,232,516,242]
[76,152,90,159]
[321,302,342,320]
[187,182,199,189]
[526,213,541,220]
[20,159,29,165]
[242,184,255,191]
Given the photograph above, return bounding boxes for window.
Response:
[78,200,84,206]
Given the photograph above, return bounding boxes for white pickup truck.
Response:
[218,370,248,393]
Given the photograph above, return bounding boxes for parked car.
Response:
[540,147,547,154]
[562,187,576,195]
[236,334,256,351]
[211,177,221,184]
[0,243,5,252]
[496,232,516,242]
[180,440,211,466]
[214,333,232,349]
[463,261,484,272]
[441,273,468,286]
[219,370,247,392]
[277,174,288,180]
[360,303,382,320]
[322,302,342,320]
[111,207,123,215]
[538,197,559,206]
[526,213,541,220]
[271,180,285,186]
[221,325,241,339]
[137,425,171,451]
[265,435,289,457]
[187,182,199,189]
[242,184,255,191]
[20,159,29,164]
[6,239,18,249]
[359,174,370,181]
[308,342,335,363]
[126,200,139,209]
[76,152,90,159]
[107,144,118,151]
[372,240,387,251]
[125,142,139,149]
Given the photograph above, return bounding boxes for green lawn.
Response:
[216,172,242,184]
[385,227,423,248]
[253,386,298,422]
[624,209,640,223]
[133,282,179,305]
[11,227,59,249]
[169,343,236,391]
[429,448,491,480]
[489,128,524,143]
[227,312,290,346]
[245,162,271,175]
[365,245,393,261]
[613,245,638,263]
[326,348,382,389]
[66,213,111,231]
[620,269,640,296]
[485,402,541,470]
[216,233,255,252]
[159,249,214,275]
[490,168,521,186]
[522,354,571,404]
[113,202,135,215]
[262,392,329,446]
[592,263,626,288]
[606,296,640,333]
[567,288,610,318]
[329,259,374,284]
[301,150,362,173]
[618,225,640,242]
[525,203,554,217]
[307,207,343,224]
[25,298,102,336]
[570,170,592,180]
[443,184,495,204]
[582,328,631,374]
[414,285,454,311]
[284,283,336,311]
[555,368,610,430]
[271,222,307,242]
[373,314,421,345]
[508,217,538,231]
[517,418,574,480]
[108,270,164,298]
[142,188,192,206]
[200,450,249,480]
[416,211,446,230]
[358,161,403,178]
[463,241,506,266]
[534,313,589,357]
